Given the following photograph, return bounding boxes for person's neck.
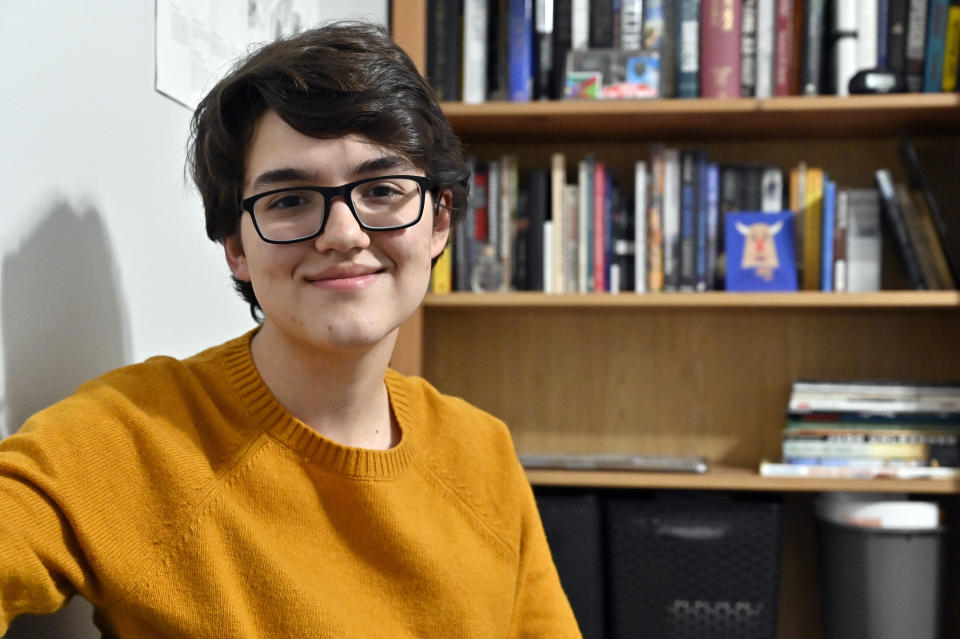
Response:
[249,321,399,450]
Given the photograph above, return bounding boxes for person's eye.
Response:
[265,191,313,210]
[360,182,406,200]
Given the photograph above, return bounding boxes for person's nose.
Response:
[314,196,370,252]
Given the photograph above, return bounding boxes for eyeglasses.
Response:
[239,174,433,244]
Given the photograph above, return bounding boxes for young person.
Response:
[0,22,582,638]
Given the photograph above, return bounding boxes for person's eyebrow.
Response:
[350,155,417,177]
[248,156,418,193]
[249,167,316,192]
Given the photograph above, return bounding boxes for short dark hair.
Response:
[187,21,469,319]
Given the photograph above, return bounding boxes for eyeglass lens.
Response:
[252,177,424,242]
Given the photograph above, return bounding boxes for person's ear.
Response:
[224,234,251,281]
[430,190,453,260]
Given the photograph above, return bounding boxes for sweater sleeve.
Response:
[0,432,92,633]
[505,461,583,639]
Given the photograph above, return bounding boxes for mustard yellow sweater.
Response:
[0,332,581,638]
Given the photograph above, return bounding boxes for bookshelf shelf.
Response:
[526,466,960,494]
[424,291,960,309]
[442,94,960,142]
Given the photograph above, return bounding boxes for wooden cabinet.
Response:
[389,6,960,638]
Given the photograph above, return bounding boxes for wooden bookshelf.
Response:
[389,5,960,638]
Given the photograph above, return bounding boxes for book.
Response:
[725,210,798,291]
[774,0,796,95]
[635,160,649,293]
[841,187,882,292]
[833,187,849,291]
[564,48,661,98]
[801,167,823,290]
[463,0,489,103]
[759,460,960,479]
[878,0,891,69]
[896,182,944,289]
[820,178,836,291]
[534,0,555,100]
[700,0,743,98]
[790,380,960,414]
[887,0,909,85]
[832,0,858,96]
[430,244,453,293]
[755,0,776,97]
[526,169,549,291]
[898,135,960,287]
[945,3,960,91]
[904,0,929,92]
[489,0,511,101]
[563,183,580,292]
[509,0,535,102]
[924,0,951,92]
[857,0,879,72]
[677,0,701,97]
[593,160,608,291]
[704,163,721,290]
[910,189,956,289]
[659,0,679,97]
[589,0,616,47]
[647,146,666,291]
[662,147,682,290]
[577,156,594,292]
[679,150,698,290]
[801,0,826,95]
[620,0,644,50]
[551,152,567,292]
[875,168,926,289]
[741,0,758,96]
[571,0,590,49]
[427,0,462,101]
[550,0,573,99]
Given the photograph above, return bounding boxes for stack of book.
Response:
[760,379,960,479]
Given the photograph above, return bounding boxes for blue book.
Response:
[705,163,720,290]
[820,179,836,291]
[508,0,534,101]
[877,0,890,70]
[695,152,710,291]
[725,211,798,291]
[924,0,951,91]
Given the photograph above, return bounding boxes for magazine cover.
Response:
[725,211,798,291]
[564,49,660,99]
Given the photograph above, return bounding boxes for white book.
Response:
[845,188,882,293]
[662,148,681,291]
[499,156,519,290]
[620,0,644,50]
[571,0,590,49]
[857,0,878,72]
[551,153,566,293]
[755,0,776,98]
[759,461,960,480]
[487,159,501,258]
[634,161,648,293]
[462,0,488,103]
[761,167,783,212]
[834,188,849,291]
[834,0,858,96]
[543,220,555,293]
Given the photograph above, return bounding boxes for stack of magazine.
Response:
[760,380,960,480]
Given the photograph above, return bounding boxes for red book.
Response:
[473,170,489,243]
[593,161,606,292]
[700,0,743,98]
[774,0,795,95]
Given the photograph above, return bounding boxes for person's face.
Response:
[225,110,450,354]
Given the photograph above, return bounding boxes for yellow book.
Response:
[944,6,960,91]
[430,244,453,293]
[802,167,824,291]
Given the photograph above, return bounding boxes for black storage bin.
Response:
[535,488,606,639]
[605,492,783,639]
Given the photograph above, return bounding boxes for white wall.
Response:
[0,1,385,636]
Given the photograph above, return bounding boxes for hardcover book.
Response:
[700,0,743,98]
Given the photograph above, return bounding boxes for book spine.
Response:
[878,0,890,69]
[924,0,950,92]
[802,167,823,290]
[741,0,758,96]
[695,153,710,291]
[463,0,489,103]
[759,461,960,479]
[635,161,649,293]
[442,0,463,100]
[662,148,682,290]
[801,0,826,95]
[857,0,879,71]
[648,146,666,292]
[896,182,942,288]
[500,156,520,290]
[774,0,795,94]
[430,244,453,293]
[571,0,590,49]
[489,0,511,101]
[589,0,615,47]
[701,0,744,98]
[875,168,927,289]
[456,158,479,291]
[833,188,848,292]
[845,188,882,293]
[705,163,721,290]
[833,0,859,96]
[534,0,555,100]
[621,0,644,49]
[593,161,607,292]
[659,0,678,97]
[944,5,960,91]
[487,160,501,257]
[563,184,580,292]
[755,0,776,97]
[904,0,928,92]
[679,150,698,290]
[887,0,909,82]
[526,170,548,291]
[551,0,573,99]
[551,152,566,292]
[577,158,592,292]
[820,179,836,291]
[508,0,535,102]
[911,189,956,289]
[677,0,702,97]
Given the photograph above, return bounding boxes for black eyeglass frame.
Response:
[239,174,434,245]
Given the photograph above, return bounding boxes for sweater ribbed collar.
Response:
[219,330,416,480]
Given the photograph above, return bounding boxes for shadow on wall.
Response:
[2,200,130,638]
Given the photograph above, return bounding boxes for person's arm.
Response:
[505,468,584,639]
[0,431,92,633]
